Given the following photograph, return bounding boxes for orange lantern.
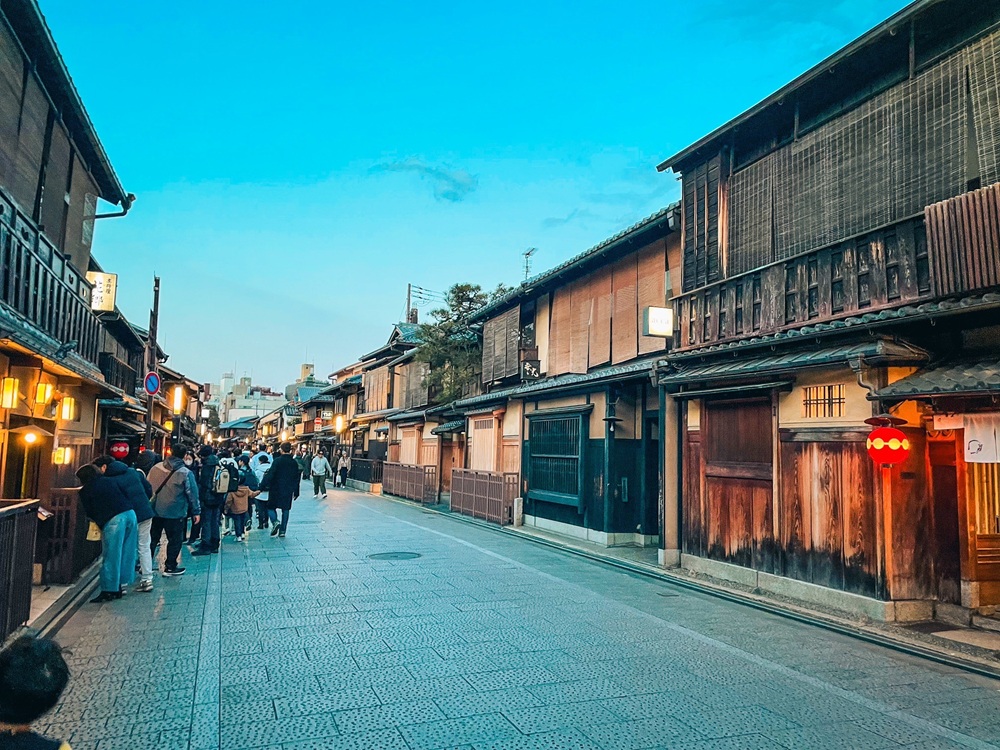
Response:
[866,426,910,465]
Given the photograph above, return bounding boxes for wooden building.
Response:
[657,0,1000,620]
[454,206,681,537]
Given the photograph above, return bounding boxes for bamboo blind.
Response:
[637,241,668,354]
[569,276,591,374]
[611,255,638,364]
[548,287,572,375]
[970,462,1000,535]
[588,266,612,368]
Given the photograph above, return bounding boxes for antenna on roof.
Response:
[523,247,538,280]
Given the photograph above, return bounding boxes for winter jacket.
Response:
[148,457,201,520]
[239,466,259,492]
[103,460,154,523]
[224,485,258,515]
[311,455,332,477]
[79,475,134,529]
[294,455,308,474]
[337,455,351,472]
[249,451,269,474]
[259,453,300,510]
[198,454,224,508]
[134,450,161,476]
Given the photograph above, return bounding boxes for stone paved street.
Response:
[40,485,1000,750]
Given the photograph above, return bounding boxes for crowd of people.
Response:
[75,441,350,602]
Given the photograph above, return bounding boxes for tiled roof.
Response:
[453,356,662,410]
[877,359,1000,400]
[219,417,258,430]
[387,409,427,423]
[659,340,926,386]
[470,204,679,323]
[431,420,465,435]
[669,293,1000,360]
[396,323,422,344]
[294,386,324,403]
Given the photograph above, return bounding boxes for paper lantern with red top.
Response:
[109,441,130,460]
[866,426,910,465]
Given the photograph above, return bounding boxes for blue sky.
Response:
[42,0,910,389]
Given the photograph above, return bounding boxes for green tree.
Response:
[415,282,512,404]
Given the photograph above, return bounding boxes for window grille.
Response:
[802,384,847,419]
[529,416,582,498]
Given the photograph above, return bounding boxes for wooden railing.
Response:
[348,458,383,485]
[98,352,137,394]
[925,183,1000,296]
[673,216,931,352]
[0,498,39,640]
[0,195,102,364]
[383,462,436,503]
[451,469,518,525]
[39,488,99,585]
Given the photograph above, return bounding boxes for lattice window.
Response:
[528,416,582,498]
[802,384,847,419]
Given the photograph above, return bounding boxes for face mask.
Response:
[183,458,193,467]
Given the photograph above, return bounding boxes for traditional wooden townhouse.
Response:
[383,349,437,502]
[256,403,299,447]
[656,0,1000,621]
[451,206,681,536]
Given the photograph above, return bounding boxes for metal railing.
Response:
[348,458,383,485]
[0,498,39,641]
[451,469,518,525]
[383,462,437,503]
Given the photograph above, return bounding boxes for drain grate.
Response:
[367,551,422,560]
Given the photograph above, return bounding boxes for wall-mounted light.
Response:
[23,431,38,445]
[164,419,175,432]
[335,415,345,433]
[280,430,288,441]
[1,377,19,409]
[172,385,185,415]
[59,397,77,421]
[53,446,73,465]
[35,382,53,405]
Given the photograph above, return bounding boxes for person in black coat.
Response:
[76,464,137,603]
[260,441,301,538]
[94,455,155,593]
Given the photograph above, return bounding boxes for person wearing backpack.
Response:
[146,442,201,577]
[192,445,226,556]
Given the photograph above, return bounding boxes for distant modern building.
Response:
[220,376,285,423]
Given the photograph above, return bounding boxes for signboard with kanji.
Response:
[86,271,118,312]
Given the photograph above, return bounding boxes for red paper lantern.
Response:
[866,426,910,465]
[109,442,130,460]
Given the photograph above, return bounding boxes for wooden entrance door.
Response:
[929,439,962,604]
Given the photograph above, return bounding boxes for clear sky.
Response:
[42,0,910,390]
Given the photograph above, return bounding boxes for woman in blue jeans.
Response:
[77,463,138,603]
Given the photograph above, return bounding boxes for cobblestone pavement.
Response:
[41,485,1000,750]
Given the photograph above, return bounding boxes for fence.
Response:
[40,488,99,585]
[383,463,437,503]
[451,469,518,525]
[348,458,383,485]
[0,499,39,641]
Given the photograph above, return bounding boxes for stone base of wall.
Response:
[523,514,658,548]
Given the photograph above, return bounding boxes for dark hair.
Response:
[280,441,293,453]
[198,445,215,458]
[258,454,270,464]
[0,635,69,724]
[92,455,115,468]
[170,441,186,457]
[75,464,101,485]
[218,449,232,459]
[236,455,249,465]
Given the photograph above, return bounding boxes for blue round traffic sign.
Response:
[143,372,161,396]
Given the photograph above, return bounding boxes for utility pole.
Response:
[405,283,411,323]
[143,276,160,450]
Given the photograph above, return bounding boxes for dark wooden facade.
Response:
[661,0,1000,612]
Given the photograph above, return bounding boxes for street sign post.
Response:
[143,372,161,396]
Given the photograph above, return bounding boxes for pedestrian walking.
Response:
[249,443,269,474]
[182,447,200,542]
[260,441,300,538]
[76,464,137,603]
[310,449,332,497]
[0,634,71,750]
[252,454,271,528]
[192,446,226,556]
[147,442,201,577]
[294,449,309,482]
[224,473,258,543]
[93,455,155,593]
[134,448,161,476]
[337,451,351,488]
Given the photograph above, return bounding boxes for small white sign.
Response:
[933,413,964,430]
[86,272,117,312]
[642,306,674,338]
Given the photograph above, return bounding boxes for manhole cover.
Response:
[367,552,422,560]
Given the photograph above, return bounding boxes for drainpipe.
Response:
[93,193,136,220]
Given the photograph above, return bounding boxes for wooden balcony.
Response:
[383,462,436,503]
[673,216,932,352]
[924,182,1000,296]
[98,352,137,394]
[451,469,518,526]
[0,195,102,364]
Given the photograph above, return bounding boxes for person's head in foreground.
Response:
[0,634,71,747]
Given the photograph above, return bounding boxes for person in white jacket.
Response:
[310,450,333,497]
[252,454,273,529]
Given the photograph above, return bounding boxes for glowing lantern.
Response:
[109,442,130,460]
[866,426,911,465]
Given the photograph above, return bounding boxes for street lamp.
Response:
[172,385,185,415]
